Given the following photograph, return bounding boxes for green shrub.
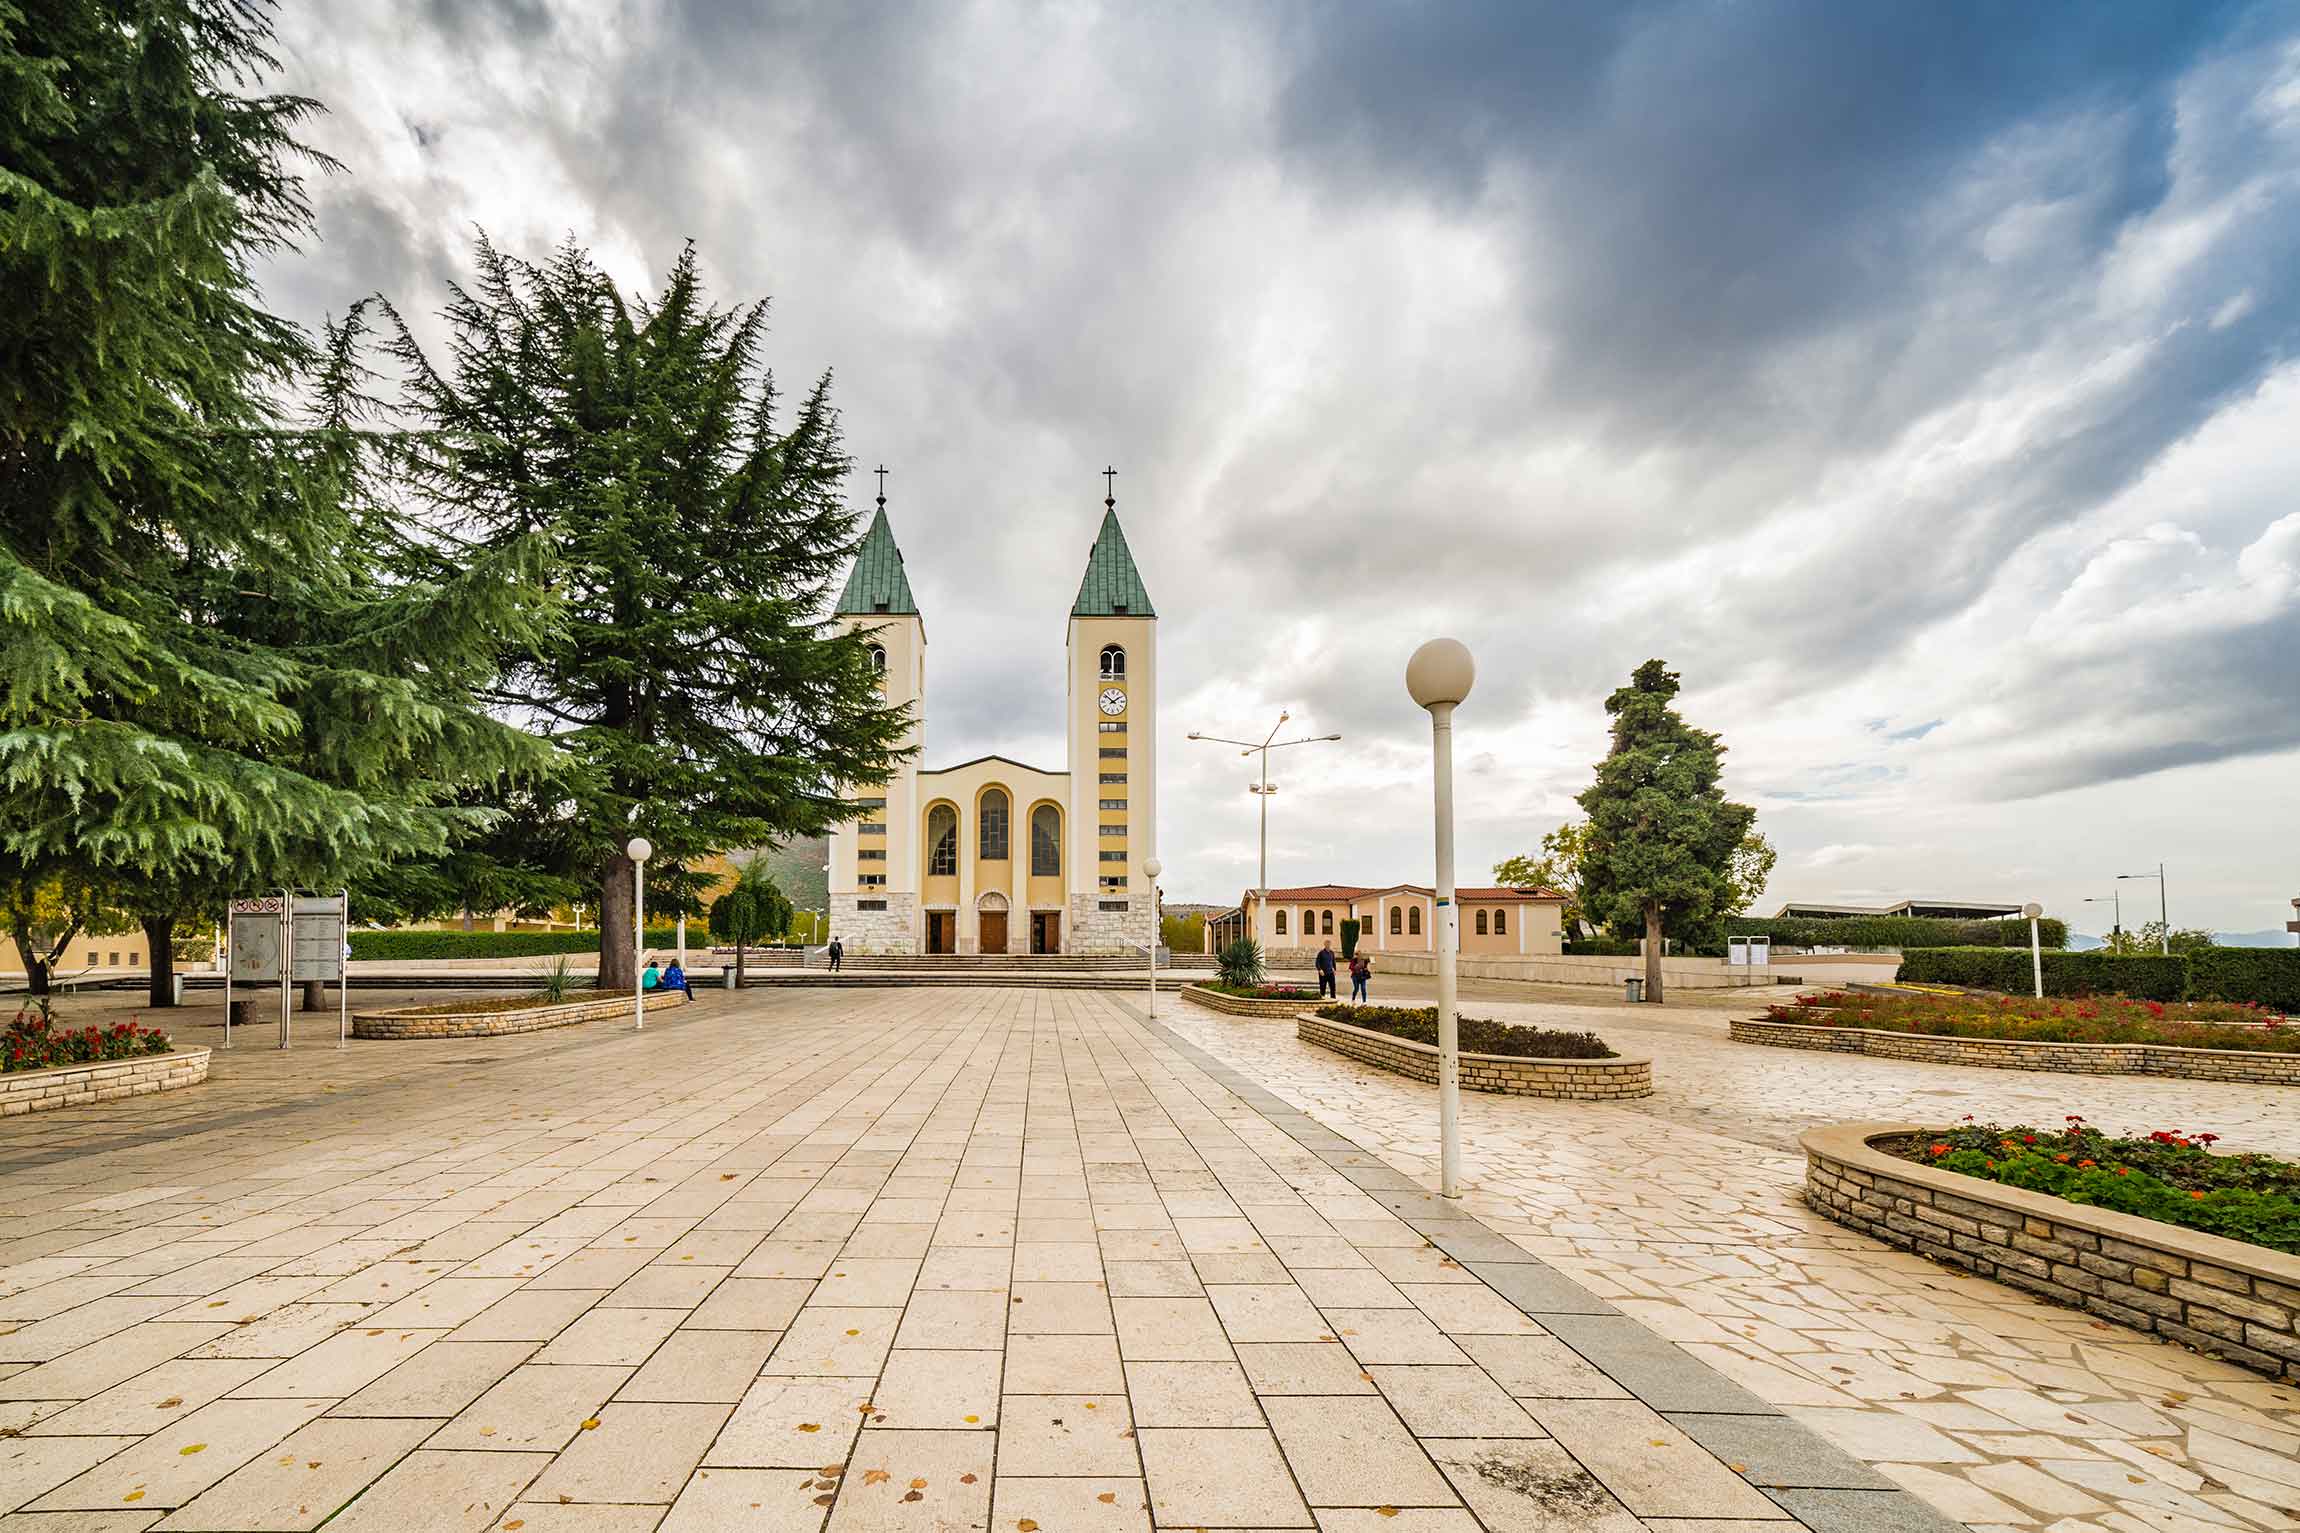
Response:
[1315,1005,1617,1059]
[1216,938,1266,989]
[348,928,680,961]
[2189,948,2300,1013]
[1766,990,2298,1051]
[1564,937,1640,956]
[1726,915,2068,950]
[1897,947,2188,1001]
[1340,919,1360,960]
[5,1002,172,1072]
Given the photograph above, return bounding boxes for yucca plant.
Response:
[1216,938,1265,990]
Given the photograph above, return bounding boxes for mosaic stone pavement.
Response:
[0,984,1972,1533]
[1159,984,2300,1533]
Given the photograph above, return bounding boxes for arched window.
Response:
[1321,911,1334,936]
[1099,645,1125,680]
[1031,805,1061,876]
[1389,906,1402,935]
[1274,910,1288,937]
[928,805,957,876]
[1475,911,1490,936]
[868,645,886,673]
[1409,907,1422,936]
[1494,908,1507,935]
[979,789,1009,860]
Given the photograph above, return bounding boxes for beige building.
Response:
[1223,883,1567,957]
[826,483,1158,955]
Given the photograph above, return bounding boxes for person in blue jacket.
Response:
[661,959,690,995]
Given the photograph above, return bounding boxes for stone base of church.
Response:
[829,893,918,954]
[1065,892,1152,955]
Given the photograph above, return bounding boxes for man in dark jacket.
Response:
[1315,941,1338,999]
[828,938,844,973]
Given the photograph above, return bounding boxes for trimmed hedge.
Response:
[2190,948,2300,1013]
[1315,1005,1617,1059]
[1726,914,2068,950]
[1564,937,1641,956]
[348,928,683,961]
[1900,947,2195,1004]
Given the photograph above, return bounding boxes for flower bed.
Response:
[1315,1005,1616,1059]
[5,1007,173,1073]
[1765,990,2294,1046]
[1296,1012,1649,1099]
[1804,1122,2300,1384]
[352,988,689,1039]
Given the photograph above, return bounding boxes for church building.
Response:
[825,481,1158,955]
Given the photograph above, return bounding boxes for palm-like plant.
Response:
[1216,938,1266,990]
[709,858,793,988]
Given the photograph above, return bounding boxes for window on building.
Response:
[1321,911,1334,936]
[1494,908,1507,935]
[1099,773,1126,784]
[1031,805,1061,876]
[1099,850,1127,862]
[860,874,887,888]
[868,645,886,673]
[980,789,1009,860]
[928,804,957,875]
[1099,747,1125,759]
[857,797,886,810]
[1389,906,1402,935]
[1099,798,1125,810]
[1100,876,1128,890]
[1475,911,1489,936]
[1099,645,1125,679]
[858,849,886,862]
[1100,823,1126,837]
[1274,910,1288,936]
[858,899,888,911]
[858,822,885,835]
[1098,721,1126,733]
[1099,899,1128,910]
[1409,907,1422,936]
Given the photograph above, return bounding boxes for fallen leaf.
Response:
[722,1173,737,1180]
[901,1490,923,1503]
[797,1423,821,1433]
[1017,1521,1039,1530]
[814,1494,835,1507]
[155,1397,182,1409]
[504,1523,523,1530]
[863,1470,892,1486]
[963,1415,980,1425]
[960,1473,978,1484]
[2128,1474,2146,1484]
[123,1491,145,1503]
[579,1417,600,1431]
[478,1427,496,1437]
[1098,1492,1118,1504]
[844,1329,861,1337]
[1730,1462,1747,1473]
[1376,1508,1399,1519]
[180,1444,206,1456]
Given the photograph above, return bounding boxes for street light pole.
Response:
[2023,901,2043,998]
[1144,858,1164,1017]
[1188,716,1343,949]
[627,836,653,1031]
[2118,866,2168,953]
[1406,638,1475,1201]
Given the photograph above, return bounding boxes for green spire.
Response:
[1071,504,1156,618]
[835,502,917,616]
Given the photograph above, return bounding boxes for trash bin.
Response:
[723,965,738,990]
[1623,977,1644,1004]
[172,973,185,1005]
[229,998,256,1030]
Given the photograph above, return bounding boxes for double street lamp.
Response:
[1187,713,1342,946]
[2117,864,2170,954]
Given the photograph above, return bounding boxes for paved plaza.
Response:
[0,985,2292,1532]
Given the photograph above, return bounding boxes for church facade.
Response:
[826,487,1158,955]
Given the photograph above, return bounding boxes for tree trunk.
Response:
[596,853,635,991]
[300,980,324,1011]
[1643,900,1665,1005]
[734,939,746,988]
[144,916,177,1008]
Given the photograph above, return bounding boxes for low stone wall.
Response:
[352,989,689,1040]
[1253,949,1787,989]
[1804,1123,2300,1383]
[0,1048,210,1116]
[1733,1017,2300,1085]
[1181,985,1324,1018]
[1296,1013,1651,1099]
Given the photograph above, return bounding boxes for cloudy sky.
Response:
[257,0,2300,936]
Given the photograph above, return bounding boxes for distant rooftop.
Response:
[1769,898,2025,920]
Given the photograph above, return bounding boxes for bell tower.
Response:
[827,470,924,953]
[1064,469,1157,954]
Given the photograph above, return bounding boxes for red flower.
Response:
[2190,1190,2206,1200]
[2078,1159,2097,1169]
[1929,1143,1950,1157]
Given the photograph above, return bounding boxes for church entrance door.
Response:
[926,912,955,954]
[1030,913,1060,954]
[979,911,1008,954]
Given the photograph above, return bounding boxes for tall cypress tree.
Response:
[1576,660,1756,1004]
[0,1,553,1002]
[352,237,910,989]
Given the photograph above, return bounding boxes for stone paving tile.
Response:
[524,1402,731,1505]
[702,1376,875,1466]
[656,1465,825,1531]
[1426,1437,1645,1532]
[149,1415,438,1530]
[1135,1427,1313,1528]
[827,1428,992,1532]
[1124,1359,1262,1427]
[1262,1395,1459,1508]
[867,1350,999,1430]
[318,1447,547,1533]
[428,1363,631,1452]
[29,1397,332,1511]
[996,1393,1136,1476]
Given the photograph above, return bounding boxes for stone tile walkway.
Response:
[0,986,1955,1531]
[1160,988,2300,1533]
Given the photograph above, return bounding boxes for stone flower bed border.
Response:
[0,1048,211,1116]
[353,988,689,1040]
[1295,1011,1651,1100]
[1732,1016,2300,1085]
[1803,1122,2300,1384]
[1182,984,1322,1019]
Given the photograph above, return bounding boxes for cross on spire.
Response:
[874,465,888,509]
[1103,465,1117,509]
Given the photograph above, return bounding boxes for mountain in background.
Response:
[719,836,828,911]
[2214,929,2298,948]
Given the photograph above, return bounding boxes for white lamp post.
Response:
[1144,858,1164,1017]
[1406,637,1475,1201]
[2023,901,2043,998]
[627,836,653,1031]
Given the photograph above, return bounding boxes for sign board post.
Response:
[226,894,288,1050]
[291,892,349,1049]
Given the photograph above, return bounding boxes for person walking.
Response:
[827,936,843,973]
[1315,940,1338,1000]
[1349,951,1371,1003]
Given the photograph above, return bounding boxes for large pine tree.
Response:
[1576,660,1757,1004]
[0,0,553,1002]
[350,237,910,989]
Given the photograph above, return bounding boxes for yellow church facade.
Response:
[826,486,1158,955]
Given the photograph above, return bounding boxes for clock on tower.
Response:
[1098,686,1126,717]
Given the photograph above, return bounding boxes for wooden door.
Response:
[927,912,955,954]
[1031,913,1060,954]
[979,911,1007,955]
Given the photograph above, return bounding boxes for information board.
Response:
[228,909,283,983]
[290,894,345,982]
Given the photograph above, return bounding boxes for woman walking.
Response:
[1349,952,1371,1003]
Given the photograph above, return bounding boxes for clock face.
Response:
[1098,686,1127,717]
